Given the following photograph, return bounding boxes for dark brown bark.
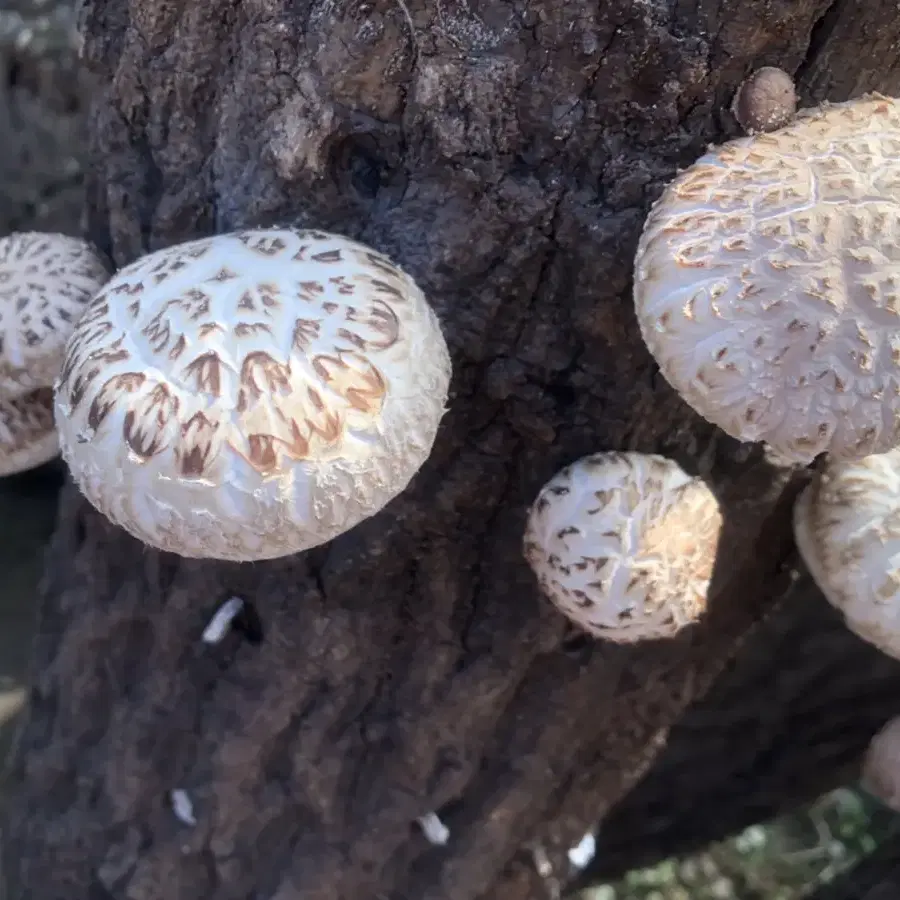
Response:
[0,0,88,233]
[4,2,900,899]
[577,579,900,887]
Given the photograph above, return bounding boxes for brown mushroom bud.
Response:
[731,67,797,134]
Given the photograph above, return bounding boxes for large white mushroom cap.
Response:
[794,448,900,659]
[0,389,58,476]
[53,228,452,561]
[523,452,723,642]
[634,93,900,464]
[0,232,108,398]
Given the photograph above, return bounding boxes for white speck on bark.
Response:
[417,811,450,845]
[531,843,553,877]
[170,789,197,826]
[201,596,245,644]
[567,831,597,869]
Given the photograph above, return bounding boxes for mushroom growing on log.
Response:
[634,93,900,465]
[5,2,900,899]
[54,228,451,561]
[0,231,108,475]
[794,448,900,660]
[524,451,722,642]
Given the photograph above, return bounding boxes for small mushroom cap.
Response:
[54,228,452,561]
[634,93,900,464]
[731,67,797,134]
[0,232,108,398]
[0,388,58,476]
[523,452,723,642]
[794,449,900,659]
[861,717,900,811]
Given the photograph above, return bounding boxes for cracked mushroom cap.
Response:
[53,228,452,561]
[794,448,900,659]
[862,717,900,811]
[0,232,108,398]
[634,93,900,464]
[0,388,58,476]
[523,452,723,642]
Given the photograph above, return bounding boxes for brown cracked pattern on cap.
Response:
[634,93,900,464]
[0,387,59,476]
[523,451,723,643]
[793,448,900,660]
[53,228,452,561]
[0,232,109,399]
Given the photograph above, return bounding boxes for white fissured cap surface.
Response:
[0,232,108,398]
[794,448,900,659]
[0,388,58,476]
[523,452,723,642]
[54,228,452,561]
[634,93,900,464]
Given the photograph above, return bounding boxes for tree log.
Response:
[5,2,900,899]
[578,581,900,886]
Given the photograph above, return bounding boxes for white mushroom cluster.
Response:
[634,93,900,465]
[523,452,723,642]
[53,228,452,561]
[0,231,108,474]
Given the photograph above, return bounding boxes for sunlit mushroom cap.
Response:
[54,228,452,561]
[0,232,108,398]
[634,93,900,464]
[523,452,723,642]
[794,448,900,659]
[862,717,900,811]
[0,389,58,476]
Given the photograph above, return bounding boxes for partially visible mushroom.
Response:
[0,232,108,398]
[861,717,900,812]
[54,228,452,561]
[794,448,900,659]
[523,452,723,642]
[0,388,58,476]
[634,93,900,464]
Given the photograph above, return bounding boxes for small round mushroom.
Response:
[861,717,900,811]
[793,448,900,659]
[54,228,452,561]
[523,451,723,642]
[634,92,900,464]
[0,231,108,398]
[0,388,59,476]
[731,67,797,134]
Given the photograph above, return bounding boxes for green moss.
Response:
[583,787,900,900]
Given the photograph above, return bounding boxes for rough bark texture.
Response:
[4,2,900,899]
[0,0,87,233]
[578,579,900,886]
